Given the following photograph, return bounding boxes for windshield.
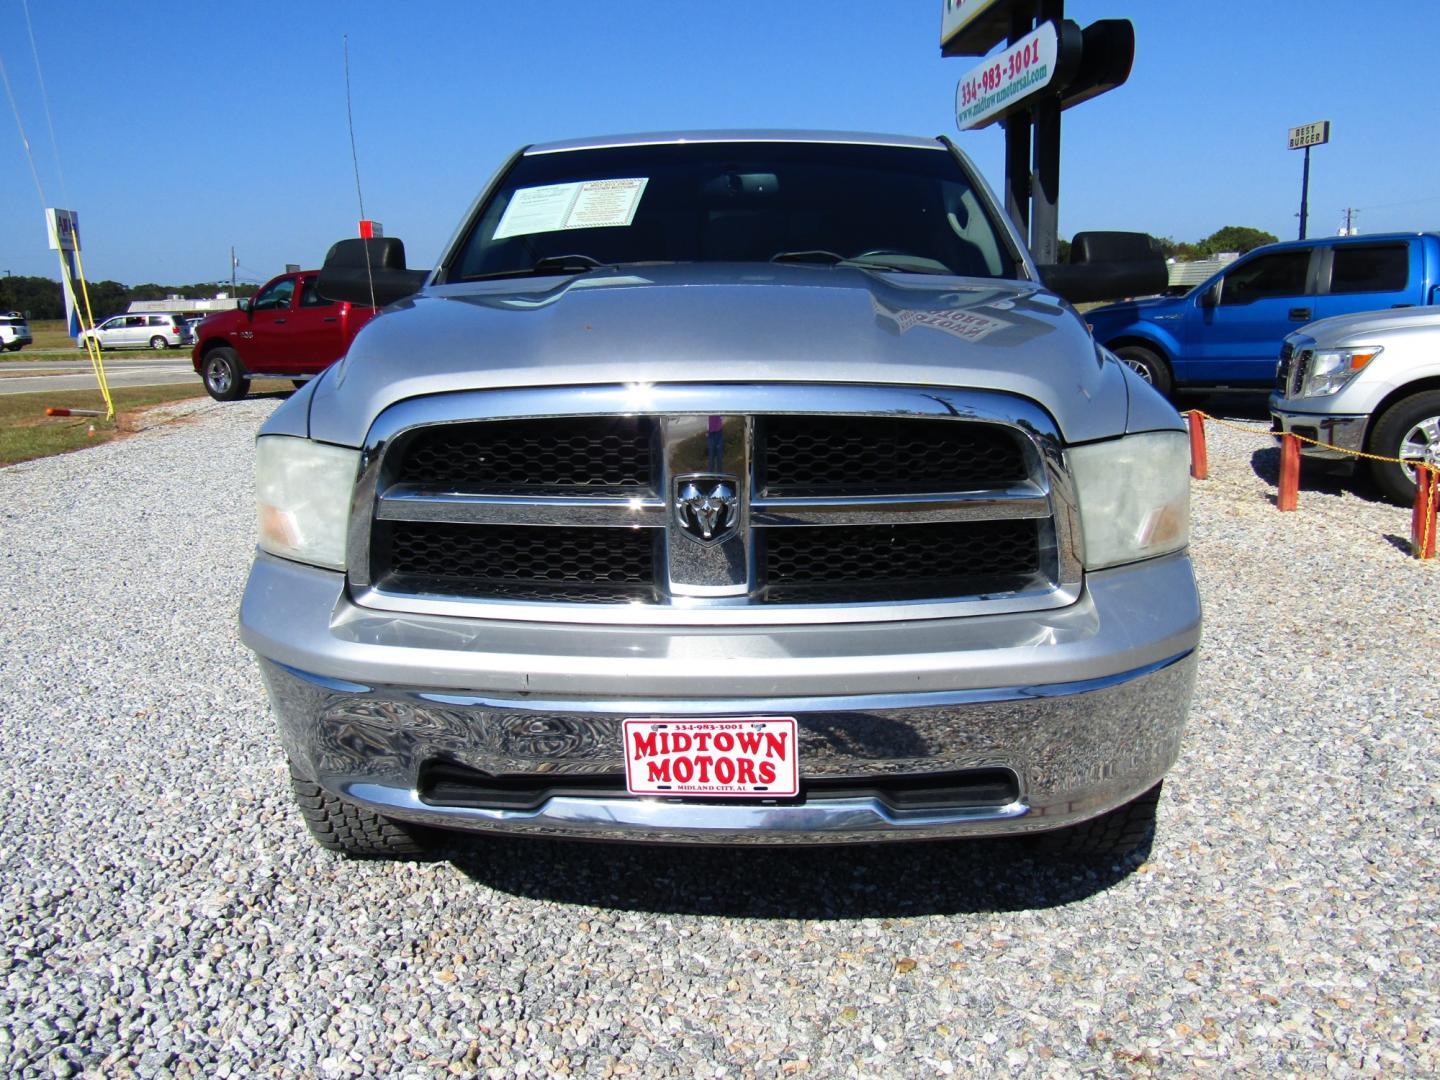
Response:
[447,141,1021,282]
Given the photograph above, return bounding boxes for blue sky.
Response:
[1,1,1436,287]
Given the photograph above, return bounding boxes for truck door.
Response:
[1307,240,1417,323]
[1188,246,1316,385]
[287,276,348,373]
[245,275,299,373]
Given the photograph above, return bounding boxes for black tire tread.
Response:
[1367,389,1440,504]
[1113,344,1174,399]
[288,765,423,858]
[1033,781,1163,858]
[202,346,250,402]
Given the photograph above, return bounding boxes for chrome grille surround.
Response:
[1278,339,1316,398]
[347,384,1083,627]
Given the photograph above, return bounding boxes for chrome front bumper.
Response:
[1269,399,1369,461]
[243,552,1200,844]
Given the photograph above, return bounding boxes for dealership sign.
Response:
[955,22,1066,130]
[1288,120,1331,150]
[940,0,1012,56]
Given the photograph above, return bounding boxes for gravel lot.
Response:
[1,394,1435,1078]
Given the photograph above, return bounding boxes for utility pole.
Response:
[1340,207,1359,236]
[230,246,237,294]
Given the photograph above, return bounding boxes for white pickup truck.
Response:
[1271,308,1440,502]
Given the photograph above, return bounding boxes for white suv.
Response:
[0,312,31,352]
[79,313,188,351]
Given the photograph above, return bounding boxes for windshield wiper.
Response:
[770,249,950,275]
[770,250,846,266]
[464,254,613,281]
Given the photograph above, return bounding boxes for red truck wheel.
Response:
[202,347,251,402]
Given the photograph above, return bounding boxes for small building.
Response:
[127,293,245,316]
[1165,254,1238,294]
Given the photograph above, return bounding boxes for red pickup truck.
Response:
[191,269,379,400]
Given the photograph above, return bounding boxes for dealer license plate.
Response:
[622,717,799,798]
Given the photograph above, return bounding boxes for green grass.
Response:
[28,319,75,350]
[0,380,291,466]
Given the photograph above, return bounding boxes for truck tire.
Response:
[149,335,169,350]
[1113,345,1174,399]
[1030,781,1163,859]
[288,764,425,858]
[1367,390,1440,504]
[201,347,250,401]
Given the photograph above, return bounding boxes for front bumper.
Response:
[1269,397,1369,461]
[243,552,1201,844]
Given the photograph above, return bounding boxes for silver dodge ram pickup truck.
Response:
[242,131,1200,859]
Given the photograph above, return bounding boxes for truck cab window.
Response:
[1219,250,1310,305]
[253,279,295,311]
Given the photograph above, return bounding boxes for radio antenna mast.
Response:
[344,34,377,309]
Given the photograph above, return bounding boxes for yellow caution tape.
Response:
[51,241,114,421]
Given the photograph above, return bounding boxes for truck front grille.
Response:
[759,416,1027,493]
[1277,343,1314,398]
[354,386,1078,620]
[761,520,1040,603]
[398,417,653,492]
[385,522,657,603]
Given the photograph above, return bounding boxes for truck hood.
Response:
[1085,293,1187,333]
[1295,306,1440,344]
[308,263,1129,446]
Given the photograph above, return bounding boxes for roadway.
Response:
[0,358,197,396]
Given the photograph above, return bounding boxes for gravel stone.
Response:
[0,393,1435,1077]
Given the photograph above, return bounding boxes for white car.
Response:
[1271,307,1440,502]
[79,313,188,351]
[0,311,32,352]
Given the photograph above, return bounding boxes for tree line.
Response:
[1154,225,1279,261]
[1057,225,1278,265]
[0,276,258,322]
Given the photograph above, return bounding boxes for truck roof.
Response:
[1254,231,1440,253]
[525,130,948,155]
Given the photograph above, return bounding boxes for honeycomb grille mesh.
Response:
[384,523,657,603]
[760,416,1026,494]
[396,417,653,492]
[762,520,1041,603]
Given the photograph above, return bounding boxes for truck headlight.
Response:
[1069,431,1190,570]
[255,435,359,570]
[1299,347,1381,397]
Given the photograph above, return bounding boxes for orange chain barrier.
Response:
[1185,412,1208,480]
[1182,410,1439,561]
[1277,434,1300,512]
[1414,466,1439,560]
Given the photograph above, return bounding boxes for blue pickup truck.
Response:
[1086,232,1440,395]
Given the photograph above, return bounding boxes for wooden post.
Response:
[1277,434,1300,511]
[1186,412,1208,480]
[1413,467,1438,560]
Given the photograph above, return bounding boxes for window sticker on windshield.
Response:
[493,178,649,240]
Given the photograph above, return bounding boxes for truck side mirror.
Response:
[1038,231,1167,304]
[1199,282,1220,309]
[317,237,428,307]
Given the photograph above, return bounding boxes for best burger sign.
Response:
[623,717,800,797]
